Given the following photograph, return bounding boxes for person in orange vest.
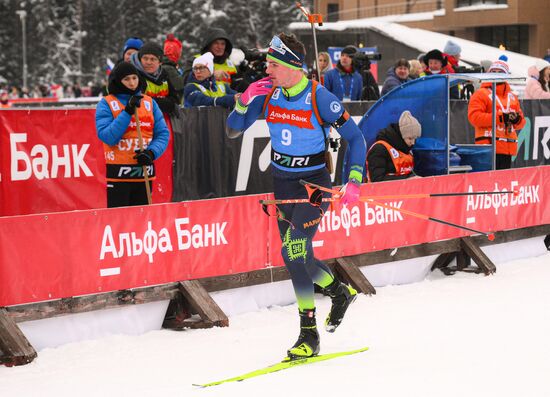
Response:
[95,62,169,207]
[367,110,421,182]
[468,59,526,169]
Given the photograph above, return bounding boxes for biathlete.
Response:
[227,33,366,359]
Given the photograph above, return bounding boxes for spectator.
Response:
[0,90,10,107]
[421,49,458,98]
[359,57,381,101]
[417,53,427,70]
[367,110,421,182]
[317,51,332,85]
[323,45,363,101]
[468,59,526,169]
[381,58,411,96]
[130,42,180,116]
[443,40,461,73]
[184,28,237,86]
[420,49,450,77]
[95,62,169,207]
[162,34,185,103]
[525,59,550,99]
[122,37,143,63]
[183,52,237,109]
[408,59,422,79]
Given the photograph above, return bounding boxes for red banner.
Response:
[0,166,548,307]
[0,109,173,216]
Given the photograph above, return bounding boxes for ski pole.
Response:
[296,2,323,81]
[298,179,518,200]
[299,180,495,240]
[259,198,336,205]
[135,109,152,205]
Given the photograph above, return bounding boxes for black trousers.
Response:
[495,154,512,170]
[107,181,152,208]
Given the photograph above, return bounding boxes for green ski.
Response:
[193,346,369,388]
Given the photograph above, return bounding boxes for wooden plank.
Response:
[460,237,497,275]
[335,257,376,295]
[0,308,37,366]
[7,285,179,323]
[178,280,229,327]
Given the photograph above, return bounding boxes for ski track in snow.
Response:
[1,253,549,397]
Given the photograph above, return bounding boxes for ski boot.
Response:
[286,309,320,360]
[324,278,357,332]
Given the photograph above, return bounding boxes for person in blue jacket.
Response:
[96,62,169,207]
[323,46,363,101]
[227,33,366,360]
[183,52,237,108]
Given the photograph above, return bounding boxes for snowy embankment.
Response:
[1,237,549,396]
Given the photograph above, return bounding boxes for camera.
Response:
[352,52,382,72]
[231,49,268,92]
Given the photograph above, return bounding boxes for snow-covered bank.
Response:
[2,247,549,396]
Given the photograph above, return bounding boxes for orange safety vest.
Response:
[104,95,156,182]
[468,83,525,156]
[367,140,414,181]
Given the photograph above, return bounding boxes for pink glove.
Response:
[239,77,273,106]
[340,182,361,205]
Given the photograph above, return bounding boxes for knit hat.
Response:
[399,111,422,140]
[164,34,183,63]
[488,60,510,74]
[108,61,142,95]
[480,59,492,72]
[535,59,550,72]
[138,42,163,61]
[424,49,448,67]
[122,37,143,57]
[341,46,357,56]
[443,40,461,56]
[193,52,214,74]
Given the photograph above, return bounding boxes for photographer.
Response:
[468,59,525,169]
[230,48,268,92]
[354,52,381,101]
[323,46,363,101]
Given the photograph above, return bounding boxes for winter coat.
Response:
[96,93,169,164]
[130,53,180,115]
[183,28,237,85]
[183,75,236,109]
[381,66,411,96]
[323,64,363,101]
[524,65,550,99]
[468,82,526,156]
[162,58,185,102]
[367,123,415,182]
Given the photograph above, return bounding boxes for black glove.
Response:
[133,149,154,166]
[508,111,521,125]
[461,84,474,100]
[124,95,143,115]
[501,112,512,126]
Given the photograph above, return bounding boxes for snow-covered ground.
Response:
[1,246,549,396]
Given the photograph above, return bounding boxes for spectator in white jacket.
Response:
[525,59,550,99]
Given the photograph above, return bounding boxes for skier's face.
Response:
[121,74,139,91]
[266,60,296,88]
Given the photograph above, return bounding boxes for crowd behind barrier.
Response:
[1,99,550,217]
